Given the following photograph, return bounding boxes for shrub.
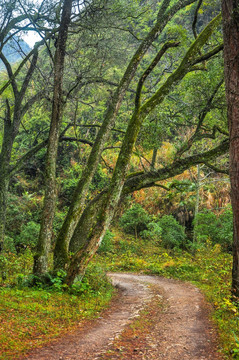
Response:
[140,222,162,241]
[218,207,233,251]
[72,264,113,296]
[193,207,233,251]
[97,230,115,254]
[119,204,151,237]
[15,221,40,251]
[157,215,187,249]
[2,235,16,253]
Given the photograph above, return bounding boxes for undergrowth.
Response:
[0,255,114,360]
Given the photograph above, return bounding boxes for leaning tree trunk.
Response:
[221,0,239,299]
[64,14,223,285]
[67,137,229,282]
[65,110,142,285]
[33,0,73,275]
[53,0,199,272]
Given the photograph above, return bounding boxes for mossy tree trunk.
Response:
[0,114,13,249]
[193,164,201,243]
[64,15,222,285]
[66,140,228,286]
[69,138,228,257]
[221,0,239,299]
[53,0,199,271]
[33,0,73,275]
[0,49,38,250]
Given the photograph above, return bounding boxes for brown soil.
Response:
[22,273,225,360]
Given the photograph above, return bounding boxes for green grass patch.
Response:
[0,256,114,359]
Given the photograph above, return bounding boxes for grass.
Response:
[0,253,114,359]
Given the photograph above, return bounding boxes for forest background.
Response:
[0,0,237,358]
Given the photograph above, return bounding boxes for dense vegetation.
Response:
[1,0,239,358]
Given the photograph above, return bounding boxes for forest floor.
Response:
[21,273,225,360]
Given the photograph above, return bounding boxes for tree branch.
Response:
[139,14,222,118]
[135,41,180,109]
[176,79,225,158]
[122,139,229,194]
[0,53,18,96]
[192,0,203,39]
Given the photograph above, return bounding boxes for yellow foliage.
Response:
[157,142,175,164]
[162,260,175,268]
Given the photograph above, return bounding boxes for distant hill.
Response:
[0,39,31,70]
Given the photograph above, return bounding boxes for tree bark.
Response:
[221,0,239,299]
[33,0,73,274]
[53,0,199,271]
[193,164,201,243]
[0,118,12,249]
[66,138,228,285]
[65,15,223,285]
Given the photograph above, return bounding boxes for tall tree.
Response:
[0,0,61,250]
[53,0,199,272]
[221,0,239,299]
[33,0,73,274]
[0,0,40,249]
[64,13,224,285]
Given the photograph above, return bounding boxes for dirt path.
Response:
[22,273,224,360]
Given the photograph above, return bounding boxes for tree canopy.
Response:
[0,0,230,286]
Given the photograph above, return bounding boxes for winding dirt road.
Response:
[22,273,224,360]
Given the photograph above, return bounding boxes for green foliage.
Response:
[72,264,113,297]
[60,162,83,202]
[119,204,151,237]
[0,250,33,284]
[157,215,187,249]
[140,221,162,241]
[218,207,233,251]
[117,238,140,255]
[15,221,40,251]
[2,236,16,254]
[97,230,115,254]
[17,270,67,291]
[5,193,42,253]
[90,164,110,193]
[194,207,233,251]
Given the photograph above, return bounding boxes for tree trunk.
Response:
[53,0,199,272]
[221,0,239,299]
[0,121,11,248]
[33,0,72,274]
[0,105,17,249]
[193,164,201,243]
[150,147,158,170]
[65,137,228,285]
[0,171,10,250]
[0,46,38,250]
[64,14,223,285]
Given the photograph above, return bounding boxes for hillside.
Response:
[0,38,31,70]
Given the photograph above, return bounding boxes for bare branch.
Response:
[192,0,203,39]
